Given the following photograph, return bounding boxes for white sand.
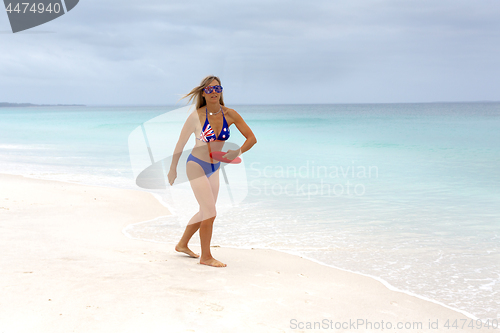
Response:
[0,173,492,333]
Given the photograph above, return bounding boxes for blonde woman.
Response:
[167,75,257,267]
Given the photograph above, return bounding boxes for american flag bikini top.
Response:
[198,107,230,142]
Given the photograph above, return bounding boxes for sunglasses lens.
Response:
[204,85,223,94]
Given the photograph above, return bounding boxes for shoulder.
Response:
[189,108,204,120]
[185,109,203,127]
[222,106,242,122]
[194,107,205,115]
[187,109,197,120]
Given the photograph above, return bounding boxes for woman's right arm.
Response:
[168,111,196,185]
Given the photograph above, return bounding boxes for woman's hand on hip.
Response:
[222,149,241,160]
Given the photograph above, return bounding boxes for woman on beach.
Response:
[167,75,257,267]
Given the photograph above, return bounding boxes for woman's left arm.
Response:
[223,109,257,160]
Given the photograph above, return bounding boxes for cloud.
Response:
[1,0,499,104]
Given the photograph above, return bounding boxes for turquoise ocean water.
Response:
[1,103,499,320]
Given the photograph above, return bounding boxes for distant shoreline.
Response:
[0,102,86,107]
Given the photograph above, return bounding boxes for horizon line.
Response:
[2,100,500,108]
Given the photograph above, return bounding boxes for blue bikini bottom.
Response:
[186,153,221,178]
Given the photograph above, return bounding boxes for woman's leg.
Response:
[198,167,223,266]
[207,164,220,202]
[182,160,225,267]
[176,165,221,257]
[175,212,202,258]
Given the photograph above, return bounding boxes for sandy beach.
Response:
[0,173,493,333]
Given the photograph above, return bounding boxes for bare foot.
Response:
[200,257,227,267]
[175,244,199,258]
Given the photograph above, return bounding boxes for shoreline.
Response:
[0,174,492,332]
[123,217,481,323]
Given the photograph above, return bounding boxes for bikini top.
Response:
[197,107,230,142]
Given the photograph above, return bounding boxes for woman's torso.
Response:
[191,106,233,163]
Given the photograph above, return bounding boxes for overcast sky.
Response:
[1,0,500,105]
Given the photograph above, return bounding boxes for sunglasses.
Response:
[203,85,223,94]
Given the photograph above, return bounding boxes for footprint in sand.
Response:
[206,303,224,312]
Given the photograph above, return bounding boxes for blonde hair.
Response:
[182,75,225,109]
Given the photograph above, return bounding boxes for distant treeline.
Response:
[0,102,85,107]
